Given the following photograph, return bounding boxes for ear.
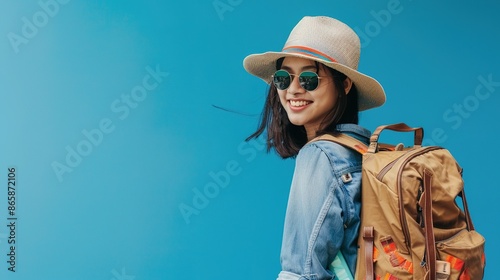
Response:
[343,77,353,94]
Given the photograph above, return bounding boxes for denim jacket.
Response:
[277,124,371,280]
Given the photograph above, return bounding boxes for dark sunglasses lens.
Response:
[273,70,291,90]
[299,72,319,91]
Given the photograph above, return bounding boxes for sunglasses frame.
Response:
[272,69,327,91]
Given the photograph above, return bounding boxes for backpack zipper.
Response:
[376,153,407,181]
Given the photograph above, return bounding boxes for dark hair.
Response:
[246,58,359,159]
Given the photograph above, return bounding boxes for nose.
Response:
[286,74,306,95]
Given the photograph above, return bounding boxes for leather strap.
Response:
[309,132,368,155]
[363,226,374,280]
[456,167,475,230]
[310,133,373,279]
[369,123,424,153]
[423,169,437,280]
[460,189,475,231]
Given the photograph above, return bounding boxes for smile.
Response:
[289,100,312,107]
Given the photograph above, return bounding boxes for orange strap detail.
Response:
[373,246,379,261]
[380,237,413,274]
[402,261,414,274]
[445,255,465,271]
[353,144,368,154]
[382,273,400,280]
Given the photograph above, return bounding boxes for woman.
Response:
[243,16,386,279]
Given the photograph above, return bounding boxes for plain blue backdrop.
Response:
[1,0,498,279]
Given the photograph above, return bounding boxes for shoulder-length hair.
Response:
[247,57,359,159]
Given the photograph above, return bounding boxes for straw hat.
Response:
[243,16,386,111]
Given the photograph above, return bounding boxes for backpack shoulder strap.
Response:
[309,132,368,155]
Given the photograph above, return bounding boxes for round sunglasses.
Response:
[272,69,326,91]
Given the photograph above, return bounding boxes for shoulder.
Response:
[300,140,361,166]
[293,141,362,185]
[296,124,368,169]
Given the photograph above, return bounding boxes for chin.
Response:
[288,119,306,127]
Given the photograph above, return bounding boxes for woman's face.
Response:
[277,57,348,139]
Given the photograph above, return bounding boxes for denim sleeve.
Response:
[278,142,359,280]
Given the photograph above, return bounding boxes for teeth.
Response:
[290,100,311,107]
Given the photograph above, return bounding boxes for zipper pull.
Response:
[420,248,427,267]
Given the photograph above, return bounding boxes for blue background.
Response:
[1,0,498,279]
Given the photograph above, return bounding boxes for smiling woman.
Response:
[243,16,386,280]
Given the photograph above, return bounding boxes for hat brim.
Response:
[243,52,385,111]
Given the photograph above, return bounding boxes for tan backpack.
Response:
[315,123,486,280]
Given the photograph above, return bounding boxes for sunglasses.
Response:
[272,69,325,91]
